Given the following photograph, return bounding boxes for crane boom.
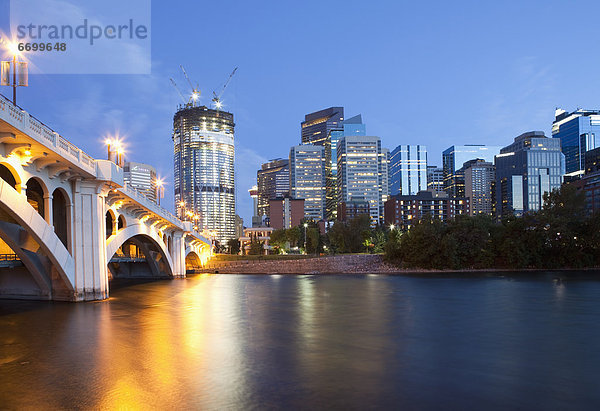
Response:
[180,65,197,92]
[170,78,186,104]
[212,67,238,109]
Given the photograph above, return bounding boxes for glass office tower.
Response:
[257,158,289,220]
[325,115,366,220]
[552,108,600,177]
[337,135,388,225]
[173,105,235,243]
[495,131,564,217]
[389,145,428,195]
[290,145,326,221]
[123,161,157,203]
[442,144,502,197]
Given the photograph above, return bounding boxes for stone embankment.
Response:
[196,254,399,274]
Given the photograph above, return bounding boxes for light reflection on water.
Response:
[1,273,600,409]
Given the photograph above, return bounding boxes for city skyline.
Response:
[1,0,600,225]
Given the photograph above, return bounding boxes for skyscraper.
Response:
[173,105,235,243]
[427,166,445,194]
[301,107,344,145]
[337,135,388,225]
[495,131,564,217]
[463,159,495,216]
[256,158,290,219]
[290,145,326,221]
[552,108,600,177]
[123,161,157,203]
[325,115,366,219]
[389,145,427,195]
[442,145,502,197]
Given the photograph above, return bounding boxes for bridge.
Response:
[0,93,212,301]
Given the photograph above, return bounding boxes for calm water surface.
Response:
[1,273,600,409]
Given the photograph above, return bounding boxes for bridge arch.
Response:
[0,179,75,299]
[52,188,71,251]
[0,162,21,192]
[117,214,126,231]
[25,177,47,219]
[106,224,174,277]
[105,209,116,238]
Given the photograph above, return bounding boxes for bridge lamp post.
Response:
[156,179,164,206]
[1,40,28,105]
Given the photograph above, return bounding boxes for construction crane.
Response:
[212,67,238,110]
[179,65,201,107]
[170,78,187,105]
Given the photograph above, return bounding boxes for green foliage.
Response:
[384,185,600,270]
[327,214,373,253]
[227,238,240,255]
[248,235,264,255]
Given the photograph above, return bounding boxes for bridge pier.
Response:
[71,179,109,301]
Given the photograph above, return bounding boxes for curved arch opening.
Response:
[108,234,173,279]
[106,210,115,239]
[117,215,126,231]
[26,178,46,219]
[185,251,202,272]
[0,164,17,190]
[0,203,71,300]
[52,189,69,250]
[168,236,172,254]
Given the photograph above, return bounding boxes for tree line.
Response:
[385,185,600,269]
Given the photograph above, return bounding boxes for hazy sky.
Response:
[1,0,599,224]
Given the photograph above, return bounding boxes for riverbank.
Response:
[192,255,600,275]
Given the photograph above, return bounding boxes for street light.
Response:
[156,178,164,206]
[1,39,28,105]
[390,224,395,230]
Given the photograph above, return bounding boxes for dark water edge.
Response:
[2,272,600,410]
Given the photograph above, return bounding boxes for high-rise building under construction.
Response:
[173,105,235,244]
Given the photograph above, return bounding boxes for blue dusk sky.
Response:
[1,0,599,224]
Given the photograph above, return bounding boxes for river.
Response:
[1,273,600,409]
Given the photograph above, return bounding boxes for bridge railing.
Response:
[119,182,211,244]
[0,93,96,175]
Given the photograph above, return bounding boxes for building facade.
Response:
[123,161,157,203]
[442,145,502,197]
[173,105,235,243]
[495,131,565,217]
[257,158,289,220]
[463,159,495,216]
[269,197,305,229]
[384,191,470,230]
[301,107,344,145]
[325,115,366,220]
[289,145,326,221]
[390,145,427,196]
[427,166,445,194]
[552,108,600,178]
[337,135,388,225]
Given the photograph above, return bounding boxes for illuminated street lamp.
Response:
[156,178,164,206]
[390,224,395,230]
[1,39,28,105]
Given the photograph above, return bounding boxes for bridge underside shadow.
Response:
[108,234,173,280]
[0,210,71,300]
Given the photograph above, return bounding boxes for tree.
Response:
[286,227,301,248]
[306,227,320,255]
[269,229,288,252]
[227,238,240,255]
[248,236,264,255]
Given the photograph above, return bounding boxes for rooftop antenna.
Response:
[212,67,237,111]
[180,65,200,107]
